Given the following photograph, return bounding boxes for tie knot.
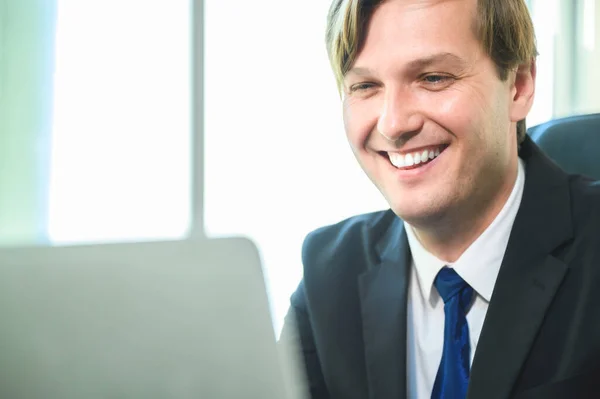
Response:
[434,267,473,306]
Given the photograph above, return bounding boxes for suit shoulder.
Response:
[568,176,600,244]
[570,174,600,194]
[301,209,395,272]
[569,176,600,220]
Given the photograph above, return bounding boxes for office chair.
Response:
[528,113,600,180]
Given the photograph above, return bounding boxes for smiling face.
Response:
[342,0,533,229]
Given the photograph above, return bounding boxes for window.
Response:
[203,0,388,333]
[48,0,192,244]
[529,0,600,120]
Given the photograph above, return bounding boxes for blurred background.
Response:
[1,0,599,335]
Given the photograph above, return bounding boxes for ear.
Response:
[509,59,536,123]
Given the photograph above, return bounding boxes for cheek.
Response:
[422,89,479,140]
[426,86,492,142]
[343,100,374,150]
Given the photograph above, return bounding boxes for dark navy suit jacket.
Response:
[280,137,600,399]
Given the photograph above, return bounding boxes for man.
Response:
[279,0,600,398]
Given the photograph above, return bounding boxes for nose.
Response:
[376,89,424,142]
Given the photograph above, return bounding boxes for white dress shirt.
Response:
[405,159,526,399]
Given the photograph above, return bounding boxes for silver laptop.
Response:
[0,237,307,398]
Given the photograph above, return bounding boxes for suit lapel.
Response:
[358,215,411,399]
[468,138,572,399]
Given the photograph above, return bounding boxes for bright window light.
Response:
[583,0,596,52]
[528,0,559,126]
[203,0,388,334]
[48,0,192,244]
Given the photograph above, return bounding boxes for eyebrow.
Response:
[406,52,469,70]
[346,52,470,78]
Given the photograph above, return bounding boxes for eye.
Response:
[424,74,452,83]
[424,75,445,83]
[349,82,376,92]
[420,74,455,90]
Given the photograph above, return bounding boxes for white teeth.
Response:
[388,153,405,168]
[387,146,445,169]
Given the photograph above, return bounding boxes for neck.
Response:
[412,162,519,263]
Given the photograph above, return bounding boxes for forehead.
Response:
[354,0,480,69]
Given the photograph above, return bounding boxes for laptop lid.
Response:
[0,237,304,398]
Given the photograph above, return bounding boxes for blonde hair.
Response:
[325,0,538,143]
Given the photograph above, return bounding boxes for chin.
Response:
[386,194,449,227]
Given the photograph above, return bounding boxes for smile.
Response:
[386,145,448,170]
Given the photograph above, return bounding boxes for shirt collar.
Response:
[405,222,445,301]
[405,158,526,303]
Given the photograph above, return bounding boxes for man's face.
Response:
[342,0,532,227]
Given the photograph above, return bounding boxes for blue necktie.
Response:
[431,267,474,399]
